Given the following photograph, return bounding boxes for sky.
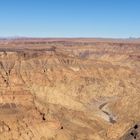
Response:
[0,0,140,38]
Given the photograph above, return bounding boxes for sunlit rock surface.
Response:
[0,38,139,140]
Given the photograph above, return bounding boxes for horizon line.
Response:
[0,36,140,40]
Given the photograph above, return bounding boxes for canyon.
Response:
[0,38,139,140]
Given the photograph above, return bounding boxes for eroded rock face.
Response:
[0,39,139,140]
[120,123,140,140]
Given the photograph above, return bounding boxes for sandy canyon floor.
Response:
[0,38,139,140]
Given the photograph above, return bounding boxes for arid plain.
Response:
[0,38,139,140]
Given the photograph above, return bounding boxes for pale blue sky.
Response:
[0,0,140,38]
